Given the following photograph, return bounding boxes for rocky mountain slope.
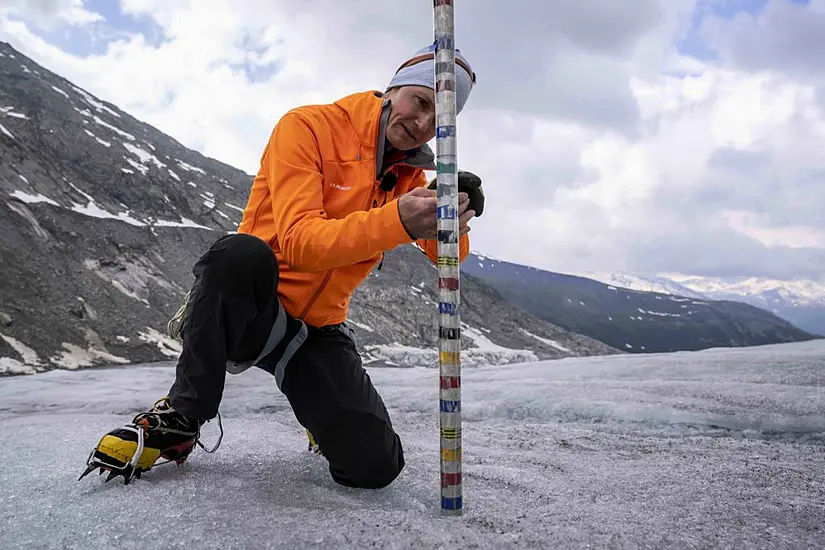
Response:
[0,42,618,375]
[463,253,819,354]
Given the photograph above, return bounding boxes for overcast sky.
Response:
[1,0,823,282]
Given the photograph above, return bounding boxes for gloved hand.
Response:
[427,170,484,217]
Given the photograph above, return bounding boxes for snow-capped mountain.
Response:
[567,269,825,337]
[674,276,825,307]
[0,42,618,375]
[463,252,819,353]
[674,276,825,336]
[568,271,708,300]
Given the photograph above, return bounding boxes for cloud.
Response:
[1,0,824,283]
[0,0,102,27]
[700,0,825,77]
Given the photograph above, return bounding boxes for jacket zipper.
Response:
[248,191,269,235]
[300,178,384,320]
[299,270,332,320]
[376,190,388,270]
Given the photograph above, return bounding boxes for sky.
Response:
[1,0,824,282]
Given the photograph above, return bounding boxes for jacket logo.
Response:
[329,182,352,191]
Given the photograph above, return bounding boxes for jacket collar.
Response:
[333,90,435,181]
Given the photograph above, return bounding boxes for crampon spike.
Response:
[77,465,96,481]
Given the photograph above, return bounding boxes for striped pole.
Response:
[434,0,462,516]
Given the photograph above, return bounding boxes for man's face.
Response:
[384,85,436,150]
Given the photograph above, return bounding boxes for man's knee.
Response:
[321,409,405,489]
[196,233,278,296]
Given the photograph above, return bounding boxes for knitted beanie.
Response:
[386,43,475,114]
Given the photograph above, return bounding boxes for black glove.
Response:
[427,170,484,217]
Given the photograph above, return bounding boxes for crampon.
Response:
[78,397,222,485]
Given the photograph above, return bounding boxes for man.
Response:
[79,44,483,489]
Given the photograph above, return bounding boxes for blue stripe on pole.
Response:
[439,302,457,315]
[441,497,463,510]
[440,399,461,412]
[437,205,456,219]
[437,125,456,139]
[435,36,454,50]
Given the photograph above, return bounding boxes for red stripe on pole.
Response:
[440,376,460,389]
[439,277,459,290]
[441,472,462,486]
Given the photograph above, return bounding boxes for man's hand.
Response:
[427,170,484,217]
[398,187,474,240]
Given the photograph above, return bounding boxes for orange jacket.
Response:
[237,90,470,327]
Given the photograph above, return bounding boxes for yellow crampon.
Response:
[306,428,322,456]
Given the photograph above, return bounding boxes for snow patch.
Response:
[71,85,121,118]
[168,169,180,181]
[51,86,69,98]
[461,323,513,352]
[84,129,111,147]
[69,196,146,227]
[0,332,42,367]
[6,200,51,239]
[9,190,60,206]
[176,159,206,174]
[519,328,573,353]
[125,158,147,174]
[1,105,27,119]
[123,142,165,171]
[49,343,129,369]
[363,343,536,368]
[638,308,682,318]
[83,255,186,306]
[153,217,212,230]
[0,356,37,375]
[0,123,14,139]
[48,329,130,369]
[94,115,134,140]
[224,202,244,213]
[137,327,182,358]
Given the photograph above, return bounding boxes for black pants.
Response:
[167,233,404,489]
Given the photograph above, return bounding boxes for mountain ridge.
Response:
[462,252,820,353]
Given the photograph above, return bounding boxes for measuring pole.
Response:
[434,0,462,516]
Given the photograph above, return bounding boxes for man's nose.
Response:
[416,112,434,134]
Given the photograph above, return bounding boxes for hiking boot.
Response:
[78,396,215,485]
